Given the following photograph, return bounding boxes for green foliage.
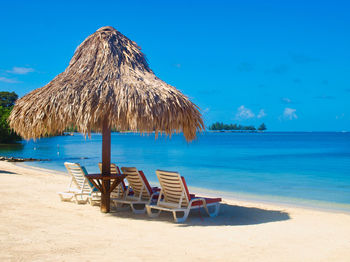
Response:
[0,91,18,108]
[63,126,120,133]
[258,123,267,131]
[64,125,78,132]
[209,122,267,131]
[0,92,21,143]
[0,106,21,143]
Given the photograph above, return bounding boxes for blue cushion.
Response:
[81,166,99,192]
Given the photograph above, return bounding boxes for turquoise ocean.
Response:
[1,132,350,211]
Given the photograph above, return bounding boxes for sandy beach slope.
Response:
[1,161,350,262]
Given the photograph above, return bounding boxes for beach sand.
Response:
[1,161,350,261]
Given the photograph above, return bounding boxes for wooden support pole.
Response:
[101,117,111,213]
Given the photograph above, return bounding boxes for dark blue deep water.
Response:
[1,132,350,209]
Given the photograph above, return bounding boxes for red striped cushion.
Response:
[139,170,153,195]
[191,197,222,206]
[180,176,221,206]
[181,176,192,201]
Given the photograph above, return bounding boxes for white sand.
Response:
[1,161,350,262]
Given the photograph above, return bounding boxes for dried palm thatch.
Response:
[9,26,204,141]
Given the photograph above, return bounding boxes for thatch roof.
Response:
[9,26,204,141]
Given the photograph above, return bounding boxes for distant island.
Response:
[209,122,267,131]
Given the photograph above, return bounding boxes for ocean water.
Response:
[1,132,350,210]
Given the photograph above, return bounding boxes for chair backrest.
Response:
[64,162,92,193]
[121,167,153,199]
[98,162,121,175]
[98,162,125,198]
[156,170,191,208]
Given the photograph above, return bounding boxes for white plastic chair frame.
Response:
[146,170,220,223]
[58,162,100,205]
[112,167,158,214]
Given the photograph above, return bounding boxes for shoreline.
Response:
[1,161,350,261]
[16,161,350,215]
[189,186,350,215]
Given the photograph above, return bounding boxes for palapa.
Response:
[9,26,204,212]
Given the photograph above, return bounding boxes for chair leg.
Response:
[146,206,161,218]
[112,200,120,209]
[114,202,122,208]
[88,193,101,206]
[58,193,73,202]
[89,198,99,206]
[130,204,146,214]
[112,201,130,211]
[172,209,190,223]
[74,195,88,204]
[204,203,220,217]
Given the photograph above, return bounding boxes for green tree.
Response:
[209,122,225,130]
[0,91,21,143]
[258,123,267,131]
[0,91,18,108]
[243,125,256,131]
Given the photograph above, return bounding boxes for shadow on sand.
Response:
[106,203,290,226]
[0,170,17,175]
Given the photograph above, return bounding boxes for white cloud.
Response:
[257,109,267,119]
[0,76,20,83]
[283,108,298,120]
[235,105,255,120]
[7,66,34,75]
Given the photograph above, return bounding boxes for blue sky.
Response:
[0,0,349,131]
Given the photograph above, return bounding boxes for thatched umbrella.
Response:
[9,26,204,212]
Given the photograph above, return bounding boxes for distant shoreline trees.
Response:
[209,122,267,132]
[258,123,267,131]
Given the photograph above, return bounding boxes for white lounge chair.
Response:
[98,162,126,199]
[112,167,159,213]
[146,170,221,223]
[58,162,100,205]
